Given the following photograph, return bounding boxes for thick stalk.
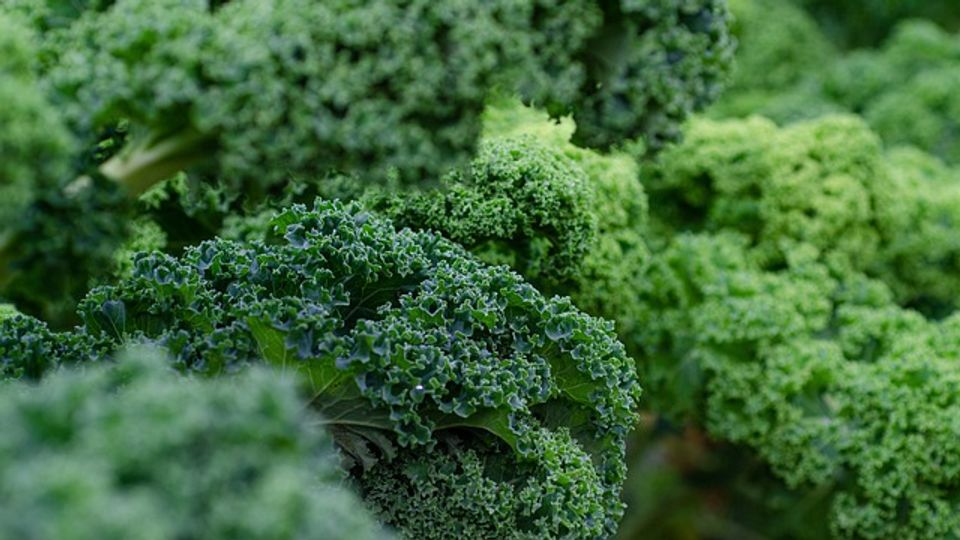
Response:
[98,128,216,197]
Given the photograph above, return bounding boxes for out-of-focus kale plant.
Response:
[0,347,390,540]
[9,0,960,538]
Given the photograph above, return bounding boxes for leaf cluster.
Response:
[712,2,960,167]
[0,348,389,540]
[0,0,734,327]
[1,200,642,539]
[630,109,960,537]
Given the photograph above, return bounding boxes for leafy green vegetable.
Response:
[645,115,887,273]
[707,0,842,122]
[371,136,598,285]
[372,99,652,354]
[638,230,960,539]
[824,21,960,164]
[2,200,641,539]
[645,114,960,315]
[0,0,734,328]
[712,5,960,167]
[630,109,960,538]
[33,0,734,193]
[0,314,104,381]
[0,347,389,540]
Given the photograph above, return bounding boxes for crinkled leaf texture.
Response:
[58,199,641,539]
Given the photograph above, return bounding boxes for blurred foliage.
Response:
[790,0,960,48]
[0,348,389,539]
[626,109,960,537]
[713,0,960,166]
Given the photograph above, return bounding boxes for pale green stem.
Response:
[98,128,216,197]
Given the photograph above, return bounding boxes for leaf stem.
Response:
[98,127,216,197]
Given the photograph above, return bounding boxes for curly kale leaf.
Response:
[644,114,960,315]
[370,99,652,356]
[359,425,611,540]
[57,199,641,539]
[0,348,389,540]
[371,136,598,285]
[635,111,960,538]
[561,0,735,151]
[0,313,106,382]
[37,0,732,198]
